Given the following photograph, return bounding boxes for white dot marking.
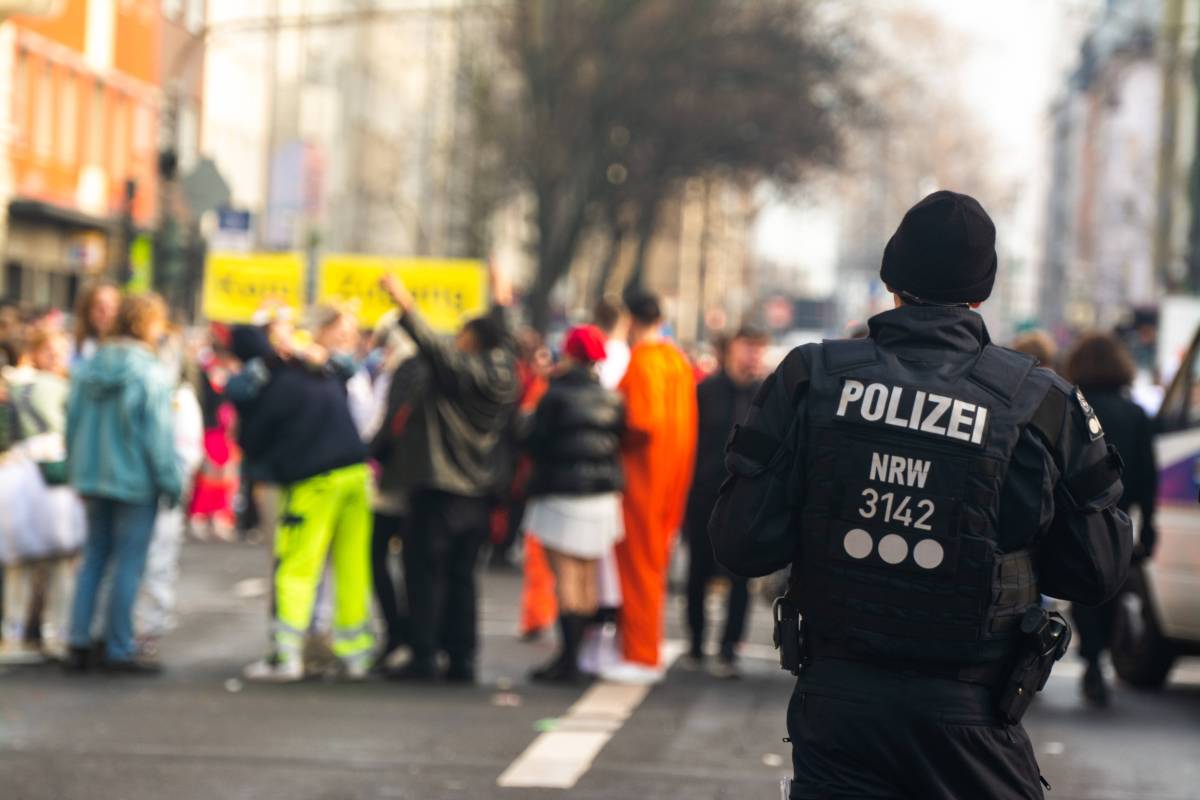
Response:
[878,534,908,565]
[913,539,945,570]
[843,529,873,560]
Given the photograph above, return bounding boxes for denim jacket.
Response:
[67,339,181,505]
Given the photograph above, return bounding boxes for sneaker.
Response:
[601,660,665,686]
[62,645,92,674]
[386,659,438,683]
[678,652,706,672]
[519,627,547,643]
[243,656,304,683]
[444,661,477,685]
[339,657,371,682]
[709,658,741,681]
[0,642,45,665]
[102,657,163,676]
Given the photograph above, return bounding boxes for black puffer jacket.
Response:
[525,365,625,497]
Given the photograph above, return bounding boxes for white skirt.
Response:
[0,454,83,563]
[523,493,624,560]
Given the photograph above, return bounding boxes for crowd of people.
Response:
[0,271,1160,697]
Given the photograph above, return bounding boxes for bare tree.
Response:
[487,0,864,331]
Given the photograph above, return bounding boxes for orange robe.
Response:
[616,340,698,666]
[517,373,557,635]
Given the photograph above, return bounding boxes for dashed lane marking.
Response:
[497,641,685,789]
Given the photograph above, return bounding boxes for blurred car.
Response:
[1111,324,1200,688]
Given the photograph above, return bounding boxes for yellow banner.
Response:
[202,253,306,323]
[318,256,488,331]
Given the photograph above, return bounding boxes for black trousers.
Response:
[403,490,490,667]
[684,507,749,659]
[1071,598,1118,664]
[372,511,410,652]
[787,659,1044,800]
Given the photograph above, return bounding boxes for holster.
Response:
[773,595,805,676]
[996,607,1072,725]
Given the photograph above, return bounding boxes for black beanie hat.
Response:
[880,190,997,304]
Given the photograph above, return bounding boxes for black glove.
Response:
[1135,523,1157,562]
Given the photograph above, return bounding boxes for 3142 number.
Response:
[858,488,934,531]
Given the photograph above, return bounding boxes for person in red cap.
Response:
[520,325,626,683]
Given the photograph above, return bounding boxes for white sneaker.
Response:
[0,642,44,665]
[243,656,304,683]
[339,657,370,682]
[601,660,665,686]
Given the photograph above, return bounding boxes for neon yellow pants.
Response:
[273,463,374,665]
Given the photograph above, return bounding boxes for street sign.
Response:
[202,252,305,323]
[182,158,232,216]
[125,234,154,294]
[318,256,487,331]
[213,208,253,253]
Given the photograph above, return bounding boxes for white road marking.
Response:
[497,641,685,789]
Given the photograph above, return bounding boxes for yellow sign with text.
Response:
[318,256,488,331]
[203,253,306,323]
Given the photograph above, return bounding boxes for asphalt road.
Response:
[1,541,1197,800]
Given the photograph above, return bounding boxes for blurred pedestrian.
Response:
[71,281,120,364]
[233,312,375,682]
[607,293,697,684]
[65,293,180,674]
[1012,330,1058,370]
[579,298,630,674]
[366,313,418,669]
[0,330,85,663]
[135,335,204,657]
[522,325,625,684]
[594,297,630,391]
[1064,332,1158,707]
[189,327,239,541]
[378,271,519,683]
[682,325,768,679]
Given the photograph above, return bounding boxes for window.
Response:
[34,64,52,157]
[177,100,198,172]
[133,103,152,156]
[3,263,22,304]
[88,83,104,165]
[13,51,28,146]
[110,94,127,180]
[185,0,204,34]
[58,73,77,165]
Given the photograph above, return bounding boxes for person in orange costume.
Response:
[607,293,697,683]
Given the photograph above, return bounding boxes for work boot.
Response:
[387,657,438,683]
[1081,660,1110,707]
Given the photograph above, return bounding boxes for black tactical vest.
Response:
[792,338,1055,669]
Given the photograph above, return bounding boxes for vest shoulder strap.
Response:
[820,338,877,374]
[1028,382,1068,451]
[967,345,1036,404]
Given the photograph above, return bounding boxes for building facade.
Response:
[0,0,203,310]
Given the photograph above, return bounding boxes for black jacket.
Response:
[234,356,366,486]
[709,305,1133,607]
[1081,388,1158,554]
[383,305,520,498]
[686,370,760,526]
[524,365,625,497]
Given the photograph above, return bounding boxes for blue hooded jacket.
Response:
[67,340,181,505]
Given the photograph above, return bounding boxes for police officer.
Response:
[709,190,1133,800]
